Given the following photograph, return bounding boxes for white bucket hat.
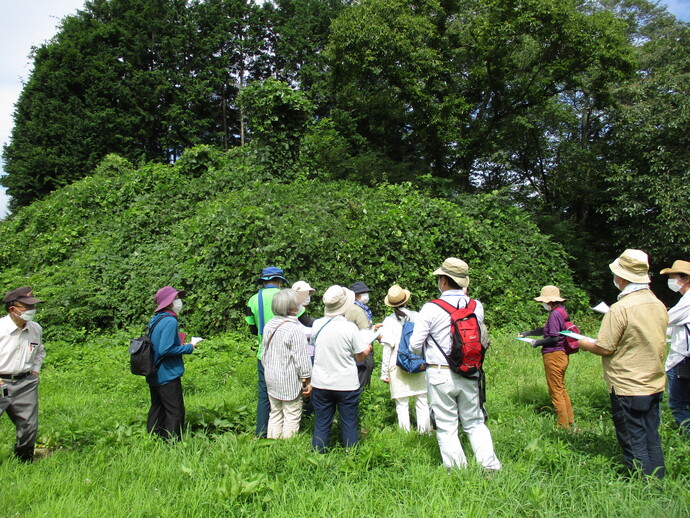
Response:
[323,285,355,317]
[609,249,650,284]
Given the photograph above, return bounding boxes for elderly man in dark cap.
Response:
[0,287,45,462]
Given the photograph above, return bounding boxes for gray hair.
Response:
[271,289,300,317]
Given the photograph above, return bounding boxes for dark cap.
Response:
[349,281,370,294]
[3,286,43,305]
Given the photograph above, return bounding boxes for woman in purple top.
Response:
[520,286,574,429]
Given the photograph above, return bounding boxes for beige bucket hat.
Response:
[323,285,355,317]
[660,260,690,277]
[384,284,411,308]
[433,257,470,288]
[534,285,565,303]
[609,249,650,284]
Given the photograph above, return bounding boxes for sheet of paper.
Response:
[591,301,609,314]
[514,337,534,344]
[559,330,594,341]
[361,329,381,344]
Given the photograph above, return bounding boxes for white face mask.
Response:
[18,308,36,322]
[302,296,311,306]
[360,293,370,304]
[172,299,183,313]
[668,278,684,293]
[542,303,551,312]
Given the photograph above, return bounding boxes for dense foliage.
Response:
[0,147,585,337]
[2,0,689,300]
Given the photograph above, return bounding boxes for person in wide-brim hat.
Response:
[609,249,650,284]
[384,284,411,308]
[534,285,566,304]
[433,257,470,288]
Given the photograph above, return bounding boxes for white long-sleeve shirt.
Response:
[665,290,690,371]
[408,290,484,366]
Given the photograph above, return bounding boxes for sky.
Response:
[1,0,690,219]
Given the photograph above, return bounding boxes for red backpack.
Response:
[429,299,486,378]
[554,305,580,355]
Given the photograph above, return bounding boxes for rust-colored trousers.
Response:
[542,351,574,428]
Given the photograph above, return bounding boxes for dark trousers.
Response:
[147,378,185,440]
[256,360,270,438]
[311,387,361,453]
[357,350,374,389]
[610,390,665,478]
[667,362,690,432]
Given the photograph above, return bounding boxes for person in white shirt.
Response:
[660,260,690,433]
[379,284,430,433]
[409,258,501,471]
[0,286,45,462]
[310,285,372,453]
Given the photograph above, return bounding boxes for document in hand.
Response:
[361,329,381,344]
[591,301,609,314]
[514,337,535,344]
[559,330,594,341]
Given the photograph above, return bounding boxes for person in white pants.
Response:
[409,258,501,471]
[379,284,430,433]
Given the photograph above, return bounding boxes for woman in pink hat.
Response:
[146,286,197,440]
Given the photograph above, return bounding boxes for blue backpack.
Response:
[396,320,426,373]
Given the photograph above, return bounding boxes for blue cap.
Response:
[258,266,287,283]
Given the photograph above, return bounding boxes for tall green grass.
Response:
[1,329,689,517]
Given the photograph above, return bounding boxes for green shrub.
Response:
[0,146,585,337]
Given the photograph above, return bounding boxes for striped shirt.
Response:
[261,316,312,401]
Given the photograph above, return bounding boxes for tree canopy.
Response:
[2,0,689,300]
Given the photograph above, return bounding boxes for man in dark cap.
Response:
[345,281,376,389]
[246,266,288,438]
[0,287,45,462]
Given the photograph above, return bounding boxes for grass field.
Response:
[1,327,689,517]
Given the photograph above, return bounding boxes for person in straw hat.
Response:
[310,286,373,453]
[519,286,574,429]
[379,284,430,433]
[409,258,501,471]
[579,249,667,478]
[659,260,690,433]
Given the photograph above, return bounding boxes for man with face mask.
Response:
[659,260,690,433]
[0,286,45,462]
[579,249,668,478]
[345,281,376,389]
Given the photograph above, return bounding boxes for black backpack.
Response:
[129,315,170,376]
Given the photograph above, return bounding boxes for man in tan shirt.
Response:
[579,249,667,478]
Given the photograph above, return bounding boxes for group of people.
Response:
[0,251,688,478]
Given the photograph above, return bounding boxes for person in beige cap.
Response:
[379,284,430,433]
[659,260,690,433]
[409,258,501,471]
[310,286,373,452]
[0,287,45,462]
[519,286,574,429]
[579,249,667,478]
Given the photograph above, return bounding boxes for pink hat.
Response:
[155,286,186,312]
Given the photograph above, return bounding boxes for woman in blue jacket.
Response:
[146,286,196,440]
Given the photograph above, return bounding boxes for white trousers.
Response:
[426,367,501,470]
[394,394,431,433]
[267,395,303,439]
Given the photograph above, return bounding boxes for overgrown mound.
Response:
[0,146,586,336]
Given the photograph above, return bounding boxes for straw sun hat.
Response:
[384,284,411,308]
